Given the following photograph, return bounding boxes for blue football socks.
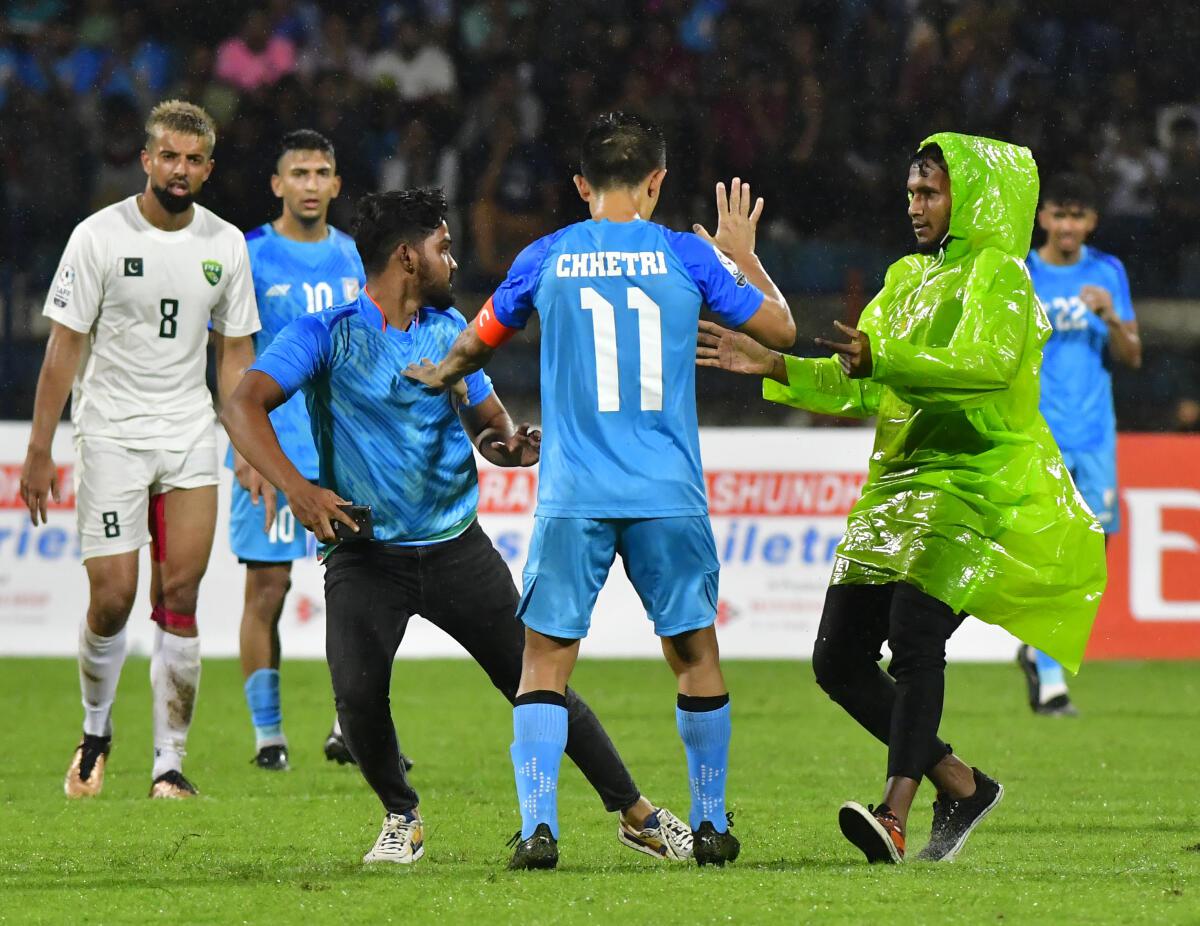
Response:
[244,668,284,748]
[511,694,568,839]
[677,694,731,832]
[1034,648,1067,696]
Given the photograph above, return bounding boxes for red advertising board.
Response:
[1086,435,1200,659]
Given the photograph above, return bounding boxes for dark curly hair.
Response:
[352,188,448,275]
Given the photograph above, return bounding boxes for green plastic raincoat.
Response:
[764,132,1106,672]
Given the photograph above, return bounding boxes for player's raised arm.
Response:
[405,321,495,391]
[697,319,881,418]
[692,177,795,349]
[20,322,89,524]
[696,319,789,382]
[405,235,545,391]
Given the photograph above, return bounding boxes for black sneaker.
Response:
[252,744,290,771]
[324,729,355,765]
[838,802,905,863]
[915,767,1004,862]
[323,729,414,770]
[149,769,199,799]
[507,823,558,870]
[1018,646,1079,716]
[693,813,740,867]
[1034,693,1079,717]
[1016,644,1040,709]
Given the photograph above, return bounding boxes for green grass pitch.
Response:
[1,657,1197,924]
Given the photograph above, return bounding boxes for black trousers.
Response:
[324,520,640,816]
[811,582,964,781]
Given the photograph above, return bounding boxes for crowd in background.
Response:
[1,0,1198,426]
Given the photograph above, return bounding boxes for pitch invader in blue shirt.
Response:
[1019,173,1142,717]
[225,189,697,867]
[407,113,796,869]
[230,130,370,772]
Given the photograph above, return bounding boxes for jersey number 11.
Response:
[580,286,662,413]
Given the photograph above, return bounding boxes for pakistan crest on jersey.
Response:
[202,260,222,286]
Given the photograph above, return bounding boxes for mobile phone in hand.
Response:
[331,504,374,542]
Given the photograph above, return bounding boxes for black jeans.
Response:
[811,582,964,781]
[324,520,640,816]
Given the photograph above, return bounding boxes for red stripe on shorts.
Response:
[149,493,167,563]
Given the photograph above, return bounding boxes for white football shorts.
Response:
[73,434,218,561]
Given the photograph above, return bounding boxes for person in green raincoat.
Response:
[697,133,1106,865]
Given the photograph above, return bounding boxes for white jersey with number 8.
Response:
[43,195,260,451]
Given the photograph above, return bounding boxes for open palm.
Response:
[696,320,777,376]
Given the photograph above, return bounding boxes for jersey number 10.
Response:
[580,286,663,412]
[303,282,335,313]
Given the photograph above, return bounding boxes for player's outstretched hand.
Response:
[815,321,873,378]
[696,320,779,376]
[403,358,448,391]
[286,482,359,543]
[233,451,278,533]
[476,423,541,467]
[19,446,60,526]
[692,176,764,260]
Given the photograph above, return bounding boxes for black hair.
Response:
[352,188,448,275]
[580,112,667,190]
[277,128,335,166]
[1040,172,1097,210]
[910,143,948,177]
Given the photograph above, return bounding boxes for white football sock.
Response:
[150,627,201,779]
[79,620,128,738]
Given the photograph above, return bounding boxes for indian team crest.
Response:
[343,277,360,301]
[202,260,223,286]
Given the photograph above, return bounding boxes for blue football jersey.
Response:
[250,292,493,549]
[491,219,765,517]
[1028,246,1135,451]
[233,223,365,479]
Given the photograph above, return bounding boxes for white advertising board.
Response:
[0,423,1019,660]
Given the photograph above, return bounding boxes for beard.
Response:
[151,182,195,214]
[913,229,949,255]
[419,266,455,310]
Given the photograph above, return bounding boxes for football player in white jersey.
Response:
[19,100,261,799]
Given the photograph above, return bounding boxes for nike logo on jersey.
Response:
[265,283,292,297]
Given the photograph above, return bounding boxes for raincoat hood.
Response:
[919,132,1039,259]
